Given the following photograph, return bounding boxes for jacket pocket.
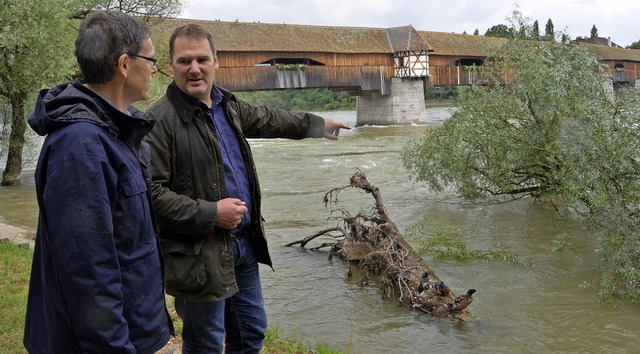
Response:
[159,238,207,292]
[116,177,153,254]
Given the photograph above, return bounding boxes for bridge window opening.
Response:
[615,63,624,71]
[256,58,325,66]
[454,59,484,66]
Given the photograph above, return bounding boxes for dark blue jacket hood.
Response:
[28,79,153,143]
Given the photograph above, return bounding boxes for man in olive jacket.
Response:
[145,24,350,354]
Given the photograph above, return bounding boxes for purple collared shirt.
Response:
[208,87,251,231]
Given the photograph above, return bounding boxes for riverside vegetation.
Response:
[402,13,640,303]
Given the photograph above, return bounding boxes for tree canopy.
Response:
[69,0,184,20]
[485,16,556,42]
[0,0,184,185]
[531,20,540,40]
[544,19,555,40]
[0,0,81,185]
[484,24,512,38]
[0,0,79,102]
[402,32,640,303]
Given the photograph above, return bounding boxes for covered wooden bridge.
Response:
[151,18,640,125]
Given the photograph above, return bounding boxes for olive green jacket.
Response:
[145,82,325,302]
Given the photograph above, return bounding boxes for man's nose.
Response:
[188,60,200,72]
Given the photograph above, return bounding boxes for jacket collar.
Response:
[28,79,153,145]
[165,81,238,123]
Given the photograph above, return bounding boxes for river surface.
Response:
[1,108,639,353]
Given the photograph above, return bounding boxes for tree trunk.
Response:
[1,95,27,186]
[287,172,476,318]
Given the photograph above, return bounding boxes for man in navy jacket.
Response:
[24,10,172,353]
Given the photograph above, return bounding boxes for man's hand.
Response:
[216,198,247,229]
[323,118,351,140]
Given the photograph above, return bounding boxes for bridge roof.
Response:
[151,18,640,63]
[386,26,431,52]
[152,18,431,54]
[418,31,505,57]
[582,43,640,62]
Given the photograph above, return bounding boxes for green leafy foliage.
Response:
[484,24,512,39]
[544,19,554,39]
[235,89,355,111]
[0,0,185,184]
[531,20,540,40]
[485,15,557,42]
[402,20,640,302]
[0,0,82,184]
[428,86,460,100]
[405,223,523,265]
[628,41,640,50]
[0,0,80,97]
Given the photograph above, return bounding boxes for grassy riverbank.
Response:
[0,241,346,353]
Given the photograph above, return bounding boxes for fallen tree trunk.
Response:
[286,171,476,318]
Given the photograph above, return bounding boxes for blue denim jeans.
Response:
[175,235,267,354]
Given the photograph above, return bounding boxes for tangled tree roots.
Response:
[286,172,476,318]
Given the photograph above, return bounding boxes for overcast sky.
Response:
[178,0,639,47]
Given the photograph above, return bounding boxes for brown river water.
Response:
[1,108,639,353]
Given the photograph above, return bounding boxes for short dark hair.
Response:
[75,10,151,84]
[169,24,217,58]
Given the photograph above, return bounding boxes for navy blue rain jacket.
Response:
[24,80,171,353]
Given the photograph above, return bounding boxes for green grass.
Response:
[263,327,346,354]
[0,240,347,353]
[0,241,31,354]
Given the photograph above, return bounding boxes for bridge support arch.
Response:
[355,78,426,126]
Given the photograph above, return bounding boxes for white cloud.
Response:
[179,0,639,46]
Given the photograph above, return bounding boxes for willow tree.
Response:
[72,0,184,21]
[402,35,640,302]
[0,0,184,186]
[0,0,80,185]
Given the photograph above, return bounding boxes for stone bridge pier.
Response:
[355,78,427,126]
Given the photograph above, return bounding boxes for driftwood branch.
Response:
[284,227,347,248]
[288,171,476,318]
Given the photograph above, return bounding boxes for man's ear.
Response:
[115,54,129,77]
[168,58,174,74]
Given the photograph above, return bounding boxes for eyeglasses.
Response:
[127,53,158,67]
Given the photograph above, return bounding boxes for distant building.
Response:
[574,36,623,48]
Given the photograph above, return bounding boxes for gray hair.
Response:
[75,10,150,84]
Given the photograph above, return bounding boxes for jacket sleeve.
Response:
[40,136,136,353]
[231,99,326,139]
[145,99,217,236]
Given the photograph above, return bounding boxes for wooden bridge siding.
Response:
[304,66,393,92]
[427,55,640,87]
[213,52,640,91]
[215,65,393,92]
[426,55,483,87]
[214,51,394,92]
[600,60,640,83]
[216,51,393,68]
